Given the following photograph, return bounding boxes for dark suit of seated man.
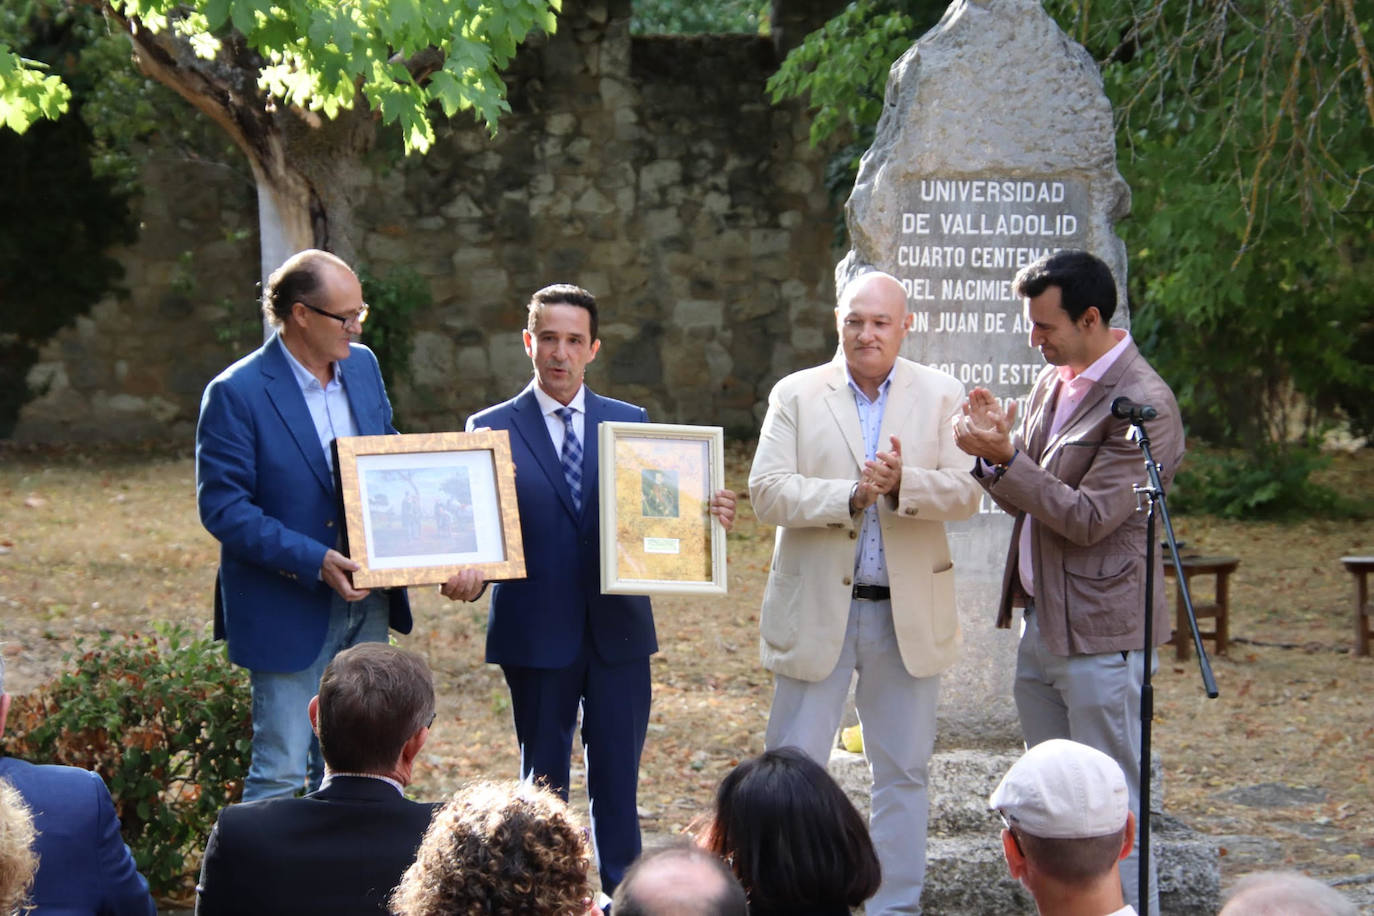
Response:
[195,643,440,915]
[0,657,156,916]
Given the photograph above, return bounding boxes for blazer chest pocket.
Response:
[1049,440,1105,487]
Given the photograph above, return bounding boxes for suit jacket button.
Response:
[849,531,857,540]
[904,507,917,515]
[842,576,852,586]
[326,520,334,528]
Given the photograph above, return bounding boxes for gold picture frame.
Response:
[335,430,525,588]
[598,422,727,596]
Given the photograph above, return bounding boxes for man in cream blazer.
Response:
[749,271,981,915]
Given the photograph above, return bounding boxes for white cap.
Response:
[988,739,1129,839]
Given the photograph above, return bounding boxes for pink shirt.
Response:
[1019,329,1131,599]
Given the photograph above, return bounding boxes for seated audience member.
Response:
[612,842,748,916]
[989,739,1137,916]
[0,779,36,916]
[1219,871,1357,916]
[702,747,881,916]
[0,657,156,915]
[390,780,595,916]
[196,643,440,915]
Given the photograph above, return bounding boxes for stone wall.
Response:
[12,0,838,443]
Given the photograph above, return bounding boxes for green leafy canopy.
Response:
[4,0,563,151]
[0,42,71,132]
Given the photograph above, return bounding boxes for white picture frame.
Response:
[598,421,727,596]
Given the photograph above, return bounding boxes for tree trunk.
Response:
[247,111,376,337]
[107,8,377,334]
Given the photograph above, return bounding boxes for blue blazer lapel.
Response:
[581,390,605,525]
[262,337,334,495]
[510,386,580,519]
[340,349,385,436]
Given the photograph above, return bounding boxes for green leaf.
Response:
[0,44,72,134]
[229,1,256,37]
[204,0,232,30]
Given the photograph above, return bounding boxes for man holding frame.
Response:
[443,283,735,896]
[196,249,411,802]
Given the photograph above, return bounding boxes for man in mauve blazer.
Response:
[450,284,734,896]
[196,250,410,802]
[750,271,981,914]
[195,644,439,915]
[954,250,1184,914]
[0,660,155,916]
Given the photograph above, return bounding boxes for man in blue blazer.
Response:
[196,249,410,802]
[446,284,734,895]
[0,658,156,915]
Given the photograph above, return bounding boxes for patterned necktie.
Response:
[556,407,583,513]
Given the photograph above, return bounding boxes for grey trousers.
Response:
[765,598,941,916]
[1014,609,1159,914]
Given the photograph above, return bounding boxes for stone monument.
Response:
[839,0,1130,744]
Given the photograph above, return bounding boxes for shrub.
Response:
[1,624,251,900]
[1169,444,1369,520]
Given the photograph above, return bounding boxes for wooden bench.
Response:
[1341,556,1374,656]
[1163,555,1239,660]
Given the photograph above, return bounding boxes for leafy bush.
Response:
[0,4,137,436]
[360,265,431,405]
[1,624,251,899]
[633,0,767,35]
[1169,445,1368,520]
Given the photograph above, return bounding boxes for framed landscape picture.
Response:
[598,421,727,596]
[334,430,525,588]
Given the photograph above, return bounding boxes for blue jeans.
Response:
[242,590,390,802]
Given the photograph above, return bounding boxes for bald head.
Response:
[835,271,912,397]
[1220,871,1357,916]
[839,271,906,312]
[262,248,356,328]
[612,845,746,916]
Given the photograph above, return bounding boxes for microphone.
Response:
[1111,396,1158,422]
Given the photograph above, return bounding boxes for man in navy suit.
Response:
[445,284,735,895]
[196,249,410,802]
[0,657,156,915]
[195,642,440,915]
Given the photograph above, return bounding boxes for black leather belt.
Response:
[852,584,891,601]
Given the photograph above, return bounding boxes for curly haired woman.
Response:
[0,779,36,916]
[390,780,597,916]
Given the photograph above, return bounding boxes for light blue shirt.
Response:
[845,364,895,587]
[279,334,359,473]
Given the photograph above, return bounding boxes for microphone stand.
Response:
[1127,416,1219,916]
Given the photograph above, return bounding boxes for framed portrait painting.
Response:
[597,422,727,596]
[334,430,525,588]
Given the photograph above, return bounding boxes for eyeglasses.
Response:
[300,301,369,328]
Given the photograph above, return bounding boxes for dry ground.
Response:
[0,444,1369,902]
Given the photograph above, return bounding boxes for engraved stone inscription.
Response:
[894,178,1088,406]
